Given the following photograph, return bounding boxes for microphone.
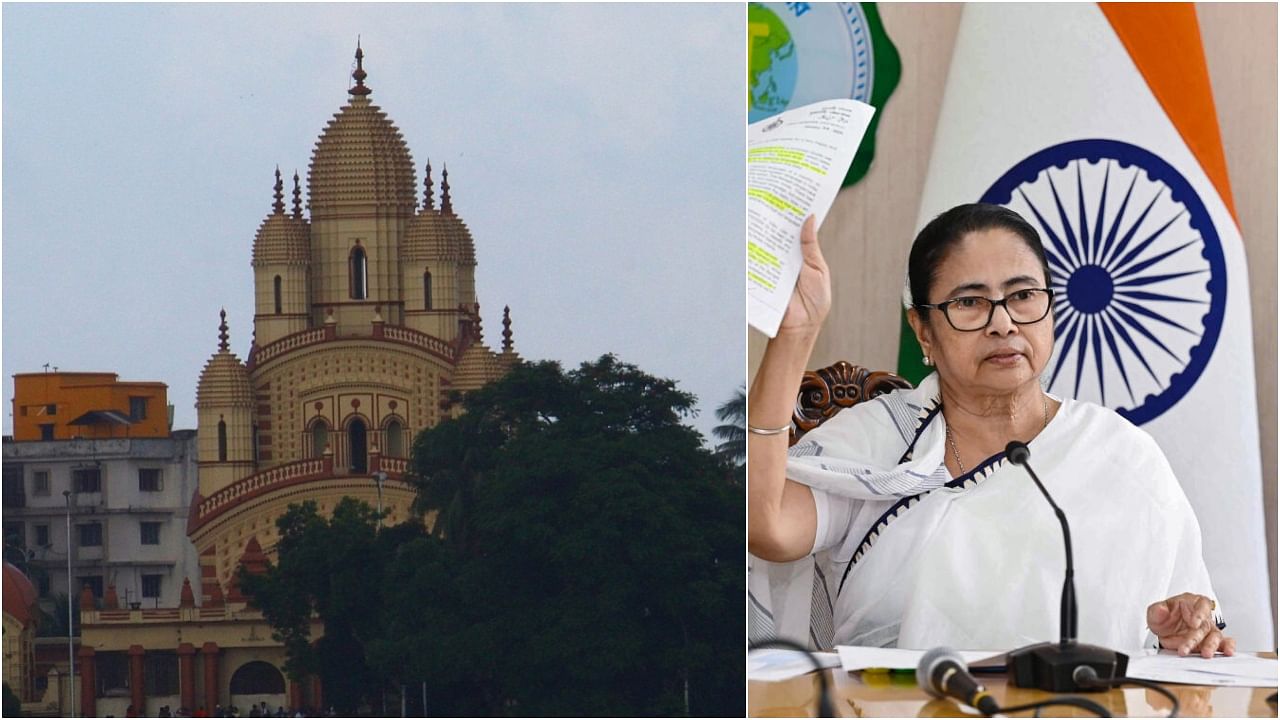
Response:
[1004,441,1128,692]
[916,647,999,716]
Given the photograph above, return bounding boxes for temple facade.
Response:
[75,46,519,717]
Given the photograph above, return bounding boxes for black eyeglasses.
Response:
[914,288,1055,332]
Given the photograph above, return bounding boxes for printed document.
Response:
[747,99,875,337]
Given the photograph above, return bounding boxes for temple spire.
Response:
[441,164,452,215]
[502,306,514,353]
[272,167,285,215]
[292,171,303,219]
[423,160,435,211]
[350,38,371,96]
[218,309,230,352]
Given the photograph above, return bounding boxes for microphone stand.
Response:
[1004,441,1128,692]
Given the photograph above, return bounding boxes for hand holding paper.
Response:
[747,99,875,337]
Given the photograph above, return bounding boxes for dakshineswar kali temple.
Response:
[75,46,519,717]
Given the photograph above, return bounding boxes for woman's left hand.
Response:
[1147,592,1235,658]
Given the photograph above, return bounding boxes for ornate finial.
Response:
[502,305,513,352]
[272,167,285,215]
[441,164,452,215]
[218,309,230,352]
[350,38,371,96]
[423,160,434,211]
[292,171,303,219]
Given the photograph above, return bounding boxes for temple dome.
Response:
[402,164,476,263]
[403,210,476,264]
[252,170,310,266]
[3,562,38,627]
[252,214,310,266]
[196,311,253,408]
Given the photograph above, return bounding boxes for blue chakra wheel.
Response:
[980,139,1226,426]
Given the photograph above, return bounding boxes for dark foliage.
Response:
[248,355,744,716]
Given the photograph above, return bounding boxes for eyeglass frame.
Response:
[913,288,1056,332]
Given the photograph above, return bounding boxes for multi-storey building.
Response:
[71,46,519,717]
[3,381,199,610]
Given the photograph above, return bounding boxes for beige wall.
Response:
[747,3,1277,621]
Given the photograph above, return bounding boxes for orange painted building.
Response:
[10,372,169,441]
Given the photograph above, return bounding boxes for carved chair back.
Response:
[789,361,914,446]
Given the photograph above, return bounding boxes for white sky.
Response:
[2,3,746,444]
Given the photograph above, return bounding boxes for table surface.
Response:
[749,660,1279,717]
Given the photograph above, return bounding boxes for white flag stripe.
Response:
[914,3,1271,649]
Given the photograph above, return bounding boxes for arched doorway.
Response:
[349,418,368,473]
[229,661,286,715]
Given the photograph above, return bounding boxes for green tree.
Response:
[371,356,744,716]
[711,385,746,465]
[240,499,425,714]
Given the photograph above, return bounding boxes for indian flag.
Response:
[900,3,1272,649]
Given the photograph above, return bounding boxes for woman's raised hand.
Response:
[777,215,832,338]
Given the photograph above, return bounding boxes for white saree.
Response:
[749,373,1218,651]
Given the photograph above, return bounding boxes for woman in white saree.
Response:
[748,204,1233,657]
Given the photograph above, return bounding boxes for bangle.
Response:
[748,423,790,436]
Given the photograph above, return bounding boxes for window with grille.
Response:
[77,523,102,547]
[140,522,161,545]
[32,470,50,496]
[141,574,162,599]
[34,524,49,548]
[73,467,101,493]
[138,468,162,492]
[144,652,178,695]
[129,397,147,421]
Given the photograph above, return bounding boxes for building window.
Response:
[37,574,50,597]
[40,424,54,441]
[140,522,161,545]
[423,269,433,310]
[384,419,404,458]
[46,403,57,416]
[129,396,147,421]
[96,653,128,697]
[349,245,368,299]
[138,468,163,492]
[3,465,25,507]
[348,418,368,474]
[141,574,162,599]
[273,275,283,314]
[32,470,50,496]
[73,467,101,493]
[34,524,49,548]
[218,420,228,462]
[144,652,178,695]
[311,421,329,459]
[78,575,104,600]
[77,522,102,548]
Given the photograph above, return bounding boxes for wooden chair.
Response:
[790,361,913,445]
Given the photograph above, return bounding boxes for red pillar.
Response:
[312,674,323,711]
[78,646,96,719]
[128,644,146,715]
[201,642,220,712]
[288,678,303,711]
[177,643,196,712]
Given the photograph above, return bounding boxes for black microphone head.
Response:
[916,646,964,698]
[1005,440,1030,465]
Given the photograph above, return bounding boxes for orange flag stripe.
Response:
[1099,2,1238,224]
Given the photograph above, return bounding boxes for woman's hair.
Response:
[908,203,1052,312]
